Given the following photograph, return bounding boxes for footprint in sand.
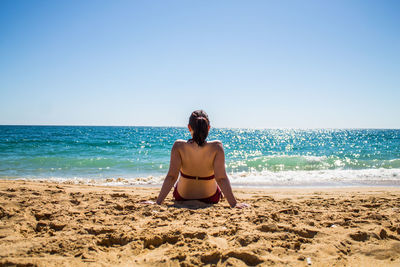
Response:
[143,232,180,249]
[349,231,369,242]
[223,251,264,266]
[207,236,228,249]
[201,251,221,265]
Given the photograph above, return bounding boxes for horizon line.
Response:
[0,124,399,130]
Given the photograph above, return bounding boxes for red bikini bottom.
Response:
[173,186,222,204]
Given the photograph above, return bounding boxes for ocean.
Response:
[1,126,399,187]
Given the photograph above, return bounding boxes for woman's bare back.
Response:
[175,139,222,199]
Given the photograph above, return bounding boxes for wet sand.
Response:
[1,180,400,266]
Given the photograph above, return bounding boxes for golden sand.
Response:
[1,180,400,266]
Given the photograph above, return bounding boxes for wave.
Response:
[228,168,400,186]
[226,155,400,172]
[6,155,399,172]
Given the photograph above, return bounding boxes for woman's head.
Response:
[188,110,210,146]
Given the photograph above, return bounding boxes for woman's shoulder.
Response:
[173,139,222,144]
[173,139,187,146]
[207,140,223,145]
[207,140,224,149]
[172,139,223,150]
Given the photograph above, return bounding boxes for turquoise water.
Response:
[1,126,399,186]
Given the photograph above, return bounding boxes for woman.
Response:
[156,110,248,208]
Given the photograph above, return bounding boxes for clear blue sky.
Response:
[0,0,399,128]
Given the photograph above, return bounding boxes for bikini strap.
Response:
[180,171,215,180]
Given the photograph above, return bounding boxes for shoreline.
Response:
[2,177,400,189]
[1,180,400,266]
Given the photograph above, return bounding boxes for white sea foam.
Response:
[14,168,400,187]
[228,168,400,187]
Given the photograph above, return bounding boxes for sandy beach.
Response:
[1,180,400,266]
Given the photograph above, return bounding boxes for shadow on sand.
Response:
[168,200,214,209]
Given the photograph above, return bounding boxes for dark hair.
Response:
[189,110,210,146]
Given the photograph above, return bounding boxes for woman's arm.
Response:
[213,141,238,208]
[156,141,182,205]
